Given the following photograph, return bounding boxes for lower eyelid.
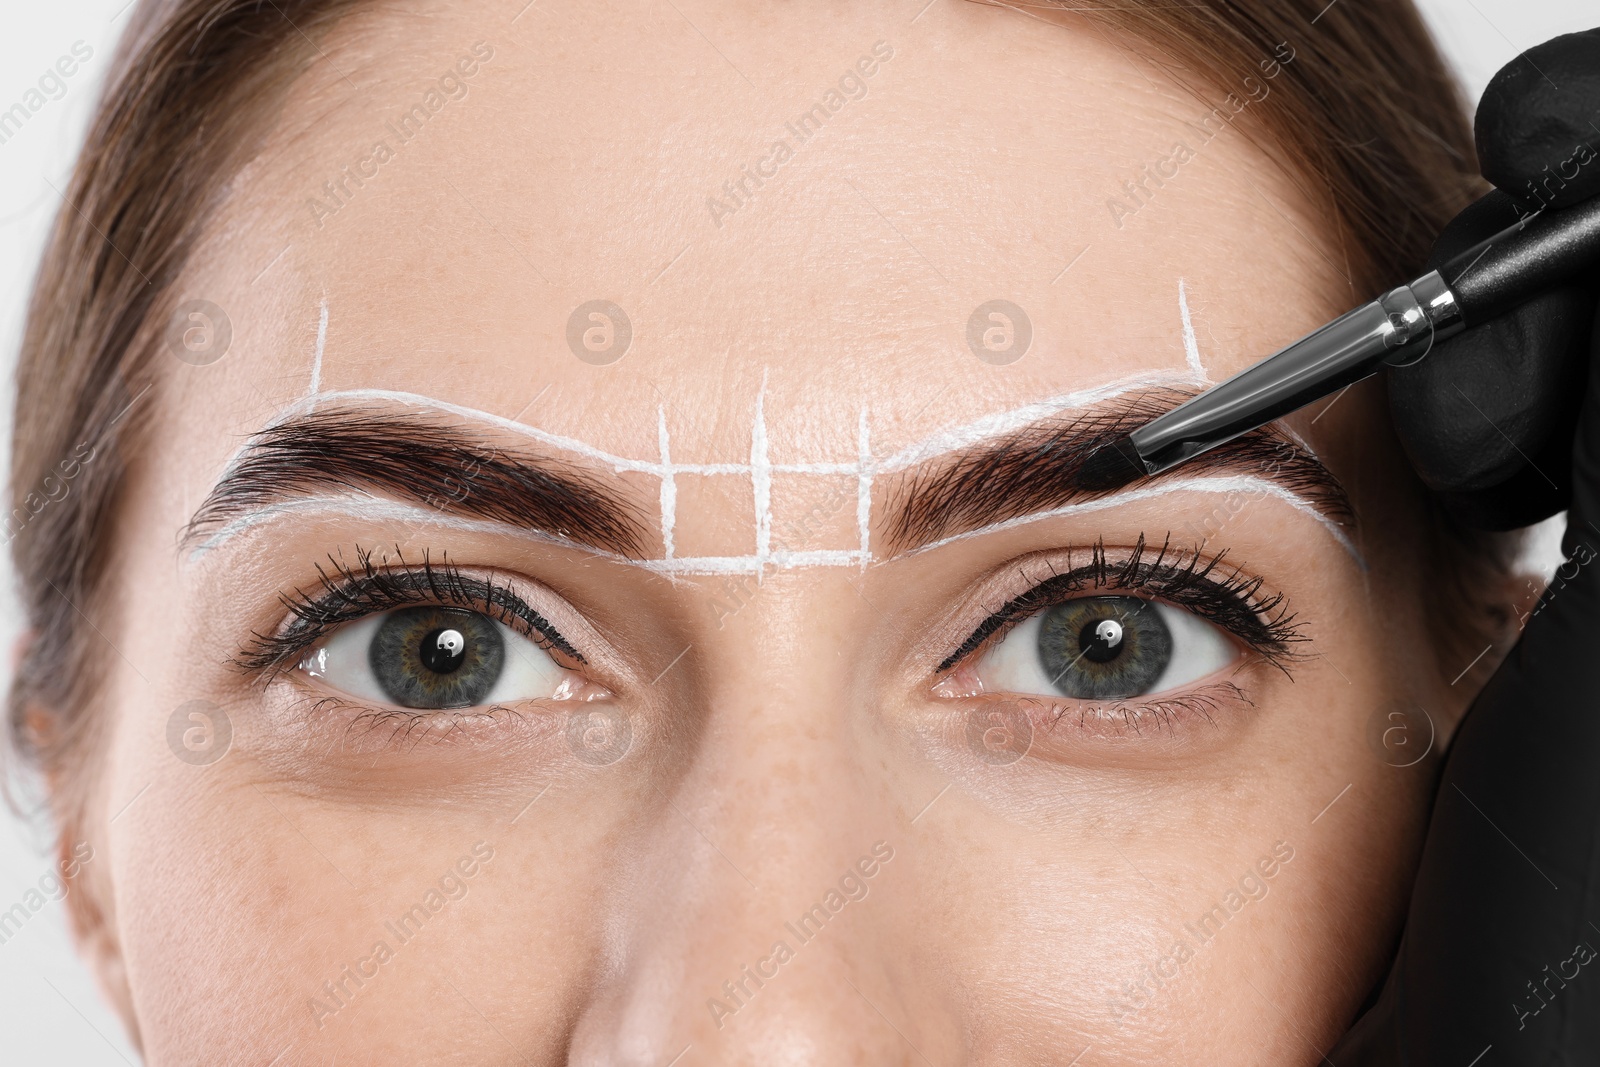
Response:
[269,690,571,761]
[947,680,1255,763]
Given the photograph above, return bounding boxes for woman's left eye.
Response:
[968,595,1239,701]
[298,606,577,710]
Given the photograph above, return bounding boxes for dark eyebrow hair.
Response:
[882,387,1354,555]
[183,408,651,557]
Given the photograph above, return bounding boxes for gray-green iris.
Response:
[369,606,505,708]
[1036,595,1172,699]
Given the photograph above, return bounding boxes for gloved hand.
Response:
[1333,27,1600,1064]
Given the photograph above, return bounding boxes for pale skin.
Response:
[52,0,1498,1062]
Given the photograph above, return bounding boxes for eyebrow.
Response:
[881,387,1354,556]
[183,409,651,557]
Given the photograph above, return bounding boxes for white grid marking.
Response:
[752,373,772,578]
[310,296,328,395]
[857,407,872,573]
[658,404,676,559]
[1178,278,1208,382]
[197,360,1360,570]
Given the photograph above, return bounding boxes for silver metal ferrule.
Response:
[1128,269,1465,475]
[1377,270,1466,365]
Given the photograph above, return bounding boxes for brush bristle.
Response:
[1078,436,1147,493]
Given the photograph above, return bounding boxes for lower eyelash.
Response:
[1043,680,1250,735]
[962,681,1252,753]
[344,701,530,750]
[292,693,550,753]
[937,535,1304,674]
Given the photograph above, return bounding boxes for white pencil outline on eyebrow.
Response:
[871,370,1204,473]
[183,470,1361,572]
[193,368,1350,569]
[182,492,865,572]
[185,495,613,562]
[898,473,1364,566]
[217,370,1200,484]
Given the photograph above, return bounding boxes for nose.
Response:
[564,583,935,1066]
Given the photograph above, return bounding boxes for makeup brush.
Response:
[1079,191,1600,493]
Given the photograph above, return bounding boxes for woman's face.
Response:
[75,1,1462,1062]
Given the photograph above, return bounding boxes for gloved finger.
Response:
[1388,189,1597,529]
[1476,27,1600,211]
[1335,271,1600,1067]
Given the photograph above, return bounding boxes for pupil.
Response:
[1079,617,1125,663]
[420,627,468,674]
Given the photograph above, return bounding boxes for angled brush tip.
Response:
[1079,436,1147,493]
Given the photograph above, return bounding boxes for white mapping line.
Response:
[251,388,672,475]
[900,473,1364,566]
[1178,278,1207,382]
[857,406,872,572]
[244,374,1195,483]
[751,372,772,579]
[197,372,1353,573]
[877,370,1204,473]
[658,405,675,559]
[185,476,1358,573]
[184,494,633,564]
[308,295,328,399]
[183,492,870,574]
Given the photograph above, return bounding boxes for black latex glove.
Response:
[1332,28,1600,1065]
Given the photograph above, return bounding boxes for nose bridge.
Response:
[567,579,920,1064]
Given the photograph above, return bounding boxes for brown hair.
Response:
[5,0,1512,819]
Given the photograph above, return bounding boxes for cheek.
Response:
[878,630,1434,1060]
[97,650,651,1060]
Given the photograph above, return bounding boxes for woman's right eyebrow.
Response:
[180,407,653,558]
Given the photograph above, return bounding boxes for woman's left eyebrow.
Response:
[180,407,653,557]
[880,387,1355,557]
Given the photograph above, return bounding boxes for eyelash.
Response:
[235,546,581,682]
[936,534,1305,675]
[235,538,1296,719]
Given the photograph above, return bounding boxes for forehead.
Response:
[170,0,1346,473]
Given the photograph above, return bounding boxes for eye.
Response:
[298,605,577,709]
[970,595,1239,701]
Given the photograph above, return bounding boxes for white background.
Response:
[0,0,1592,1060]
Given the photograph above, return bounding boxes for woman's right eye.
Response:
[298,606,583,710]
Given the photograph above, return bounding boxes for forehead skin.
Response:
[169,0,1349,463]
[86,0,1451,1064]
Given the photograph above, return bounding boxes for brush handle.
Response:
[1441,192,1600,324]
[1128,274,1460,475]
[1124,190,1600,480]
